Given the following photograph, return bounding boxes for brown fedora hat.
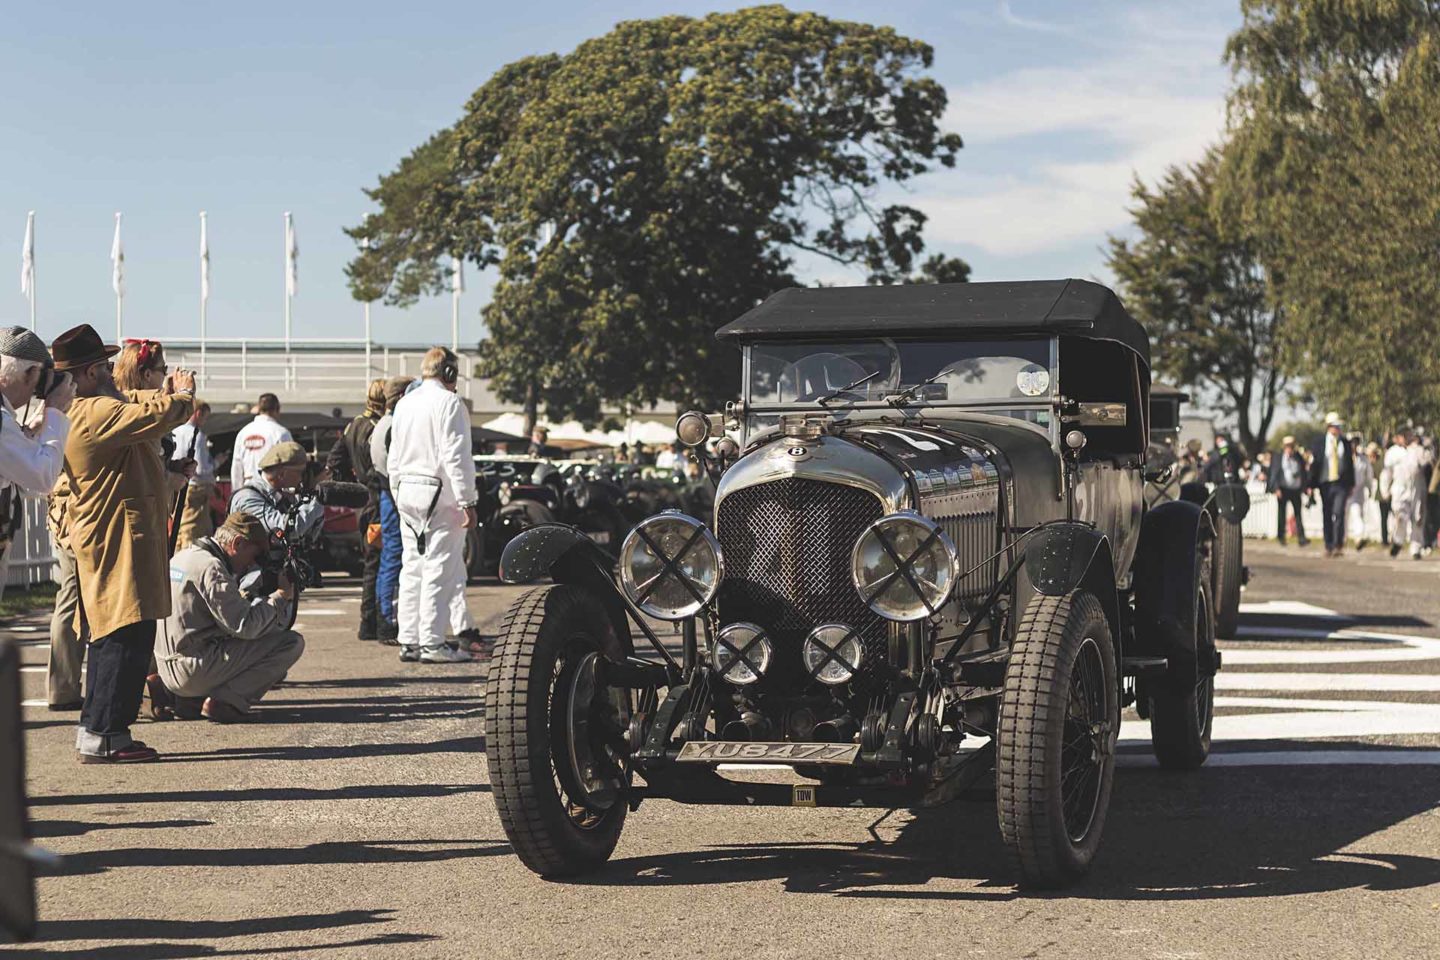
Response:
[52,324,121,372]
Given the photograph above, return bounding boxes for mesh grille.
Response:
[717,478,887,683]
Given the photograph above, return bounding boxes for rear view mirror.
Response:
[1067,402,1128,427]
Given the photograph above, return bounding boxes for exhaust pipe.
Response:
[721,712,769,741]
[813,715,858,744]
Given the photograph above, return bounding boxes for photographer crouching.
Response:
[148,511,302,723]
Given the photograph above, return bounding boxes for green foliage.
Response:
[347,6,965,427]
[1220,0,1440,432]
[1107,149,1286,453]
[1267,418,1325,452]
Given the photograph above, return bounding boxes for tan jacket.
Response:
[64,389,193,640]
[158,540,291,657]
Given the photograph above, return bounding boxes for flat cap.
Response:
[258,441,307,471]
[221,511,272,549]
[0,326,53,365]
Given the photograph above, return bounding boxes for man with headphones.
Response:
[385,346,477,663]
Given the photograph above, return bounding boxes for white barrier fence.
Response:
[3,496,56,595]
[1240,481,1386,542]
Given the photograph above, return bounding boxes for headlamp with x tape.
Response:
[850,511,959,622]
[803,623,864,685]
[712,622,772,685]
[618,511,724,620]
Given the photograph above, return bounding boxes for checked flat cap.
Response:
[258,441,307,471]
[0,326,53,365]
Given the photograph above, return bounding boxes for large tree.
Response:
[347,6,965,431]
[1108,148,1285,454]
[1220,0,1440,432]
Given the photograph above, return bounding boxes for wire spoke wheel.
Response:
[487,584,633,877]
[997,591,1118,888]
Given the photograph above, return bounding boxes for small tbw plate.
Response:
[676,741,860,764]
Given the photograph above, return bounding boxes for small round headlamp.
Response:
[618,511,723,620]
[851,511,958,621]
[712,622,772,685]
[803,623,864,685]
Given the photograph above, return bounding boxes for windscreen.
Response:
[748,339,1053,406]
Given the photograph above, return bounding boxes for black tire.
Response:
[1212,519,1242,639]
[996,591,1118,888]
[1149,575,1216,771]
[486,584,629,877]
[463,526,485,580]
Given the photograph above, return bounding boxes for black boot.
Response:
[376,619,400,645]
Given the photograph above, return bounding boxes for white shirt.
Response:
[654,449,679,470]
[229,414,292,490]
[1384,443,1423,507]
[170,422,216,484]
[386,379,475,507]
[0,396,69,495]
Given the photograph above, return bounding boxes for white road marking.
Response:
[9,625,40,633]
[1226,629,1440,664]
[21,699,47,707]
[1217,672,1440,692]
[293,609,345,616]
[1237,600,1342,617]
[1121,697,1440,742]
[20,666,43,673]
[1121,750,1440,767]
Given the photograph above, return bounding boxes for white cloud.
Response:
[917,8,1230,259]
[996,0,1068,35]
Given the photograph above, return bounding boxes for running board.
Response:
[1121,656,1169,677]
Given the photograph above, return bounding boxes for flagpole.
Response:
[361,236,372,379]
[112,212,124,341]
[200,211,208,389]
[283,212,292,351]
[24,212,35,330]
[451,286,459,353]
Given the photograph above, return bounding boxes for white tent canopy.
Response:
[481,413,677,448]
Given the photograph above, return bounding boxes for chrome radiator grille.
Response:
[929,486,1002,602]
[716,478,887,680]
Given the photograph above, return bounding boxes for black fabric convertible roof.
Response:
[716,279,1150,367]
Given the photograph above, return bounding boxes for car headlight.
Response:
[851,511,958,621]
[498,482,512,506]
[618,511,723,619]
[712,622,772,685]
[803,623,864,685]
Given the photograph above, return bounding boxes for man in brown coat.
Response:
[54,324,194,763]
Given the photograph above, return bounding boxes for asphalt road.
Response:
[6,540,1439,960]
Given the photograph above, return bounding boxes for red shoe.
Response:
[80,742,160,764]
[202,698,250,724]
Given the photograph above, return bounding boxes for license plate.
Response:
[590,531,611,544]
[676,741,860,764]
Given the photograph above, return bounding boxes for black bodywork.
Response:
[491,280,1217,881]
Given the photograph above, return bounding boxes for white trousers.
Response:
[395,478,468,651]
[1391,498,1424,550]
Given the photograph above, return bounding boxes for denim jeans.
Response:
[376,489,402,625]
[75,620,156,757]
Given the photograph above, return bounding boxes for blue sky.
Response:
[2,1,1239,348]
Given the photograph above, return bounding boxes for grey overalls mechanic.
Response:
[229,440,324,539]
[150,511,303,723]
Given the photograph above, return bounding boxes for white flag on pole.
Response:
[284,212,298,296]
[452,253,464,294]
[200,211,211,302]
[20,211,34,298]
[110,212,125,298]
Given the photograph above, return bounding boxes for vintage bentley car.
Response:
[486,280,1221,888]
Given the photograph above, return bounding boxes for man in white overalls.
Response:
[386,347,477,663]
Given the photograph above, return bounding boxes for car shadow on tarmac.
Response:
[49,837,512,877]
[29,783,488,808]
[586,749,1440,901]
[25,909,440,959]
[155,734,488,763]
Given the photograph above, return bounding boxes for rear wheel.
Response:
[1149,557,1216,770]
[486,584,631,877]
[996,591,1118,888]
[1212,519,1243,638]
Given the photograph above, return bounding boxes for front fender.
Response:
[1023,523,1119,648]
[1132,499,1210,683]
[1212,483,1250,523]
[498,524,632,659]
